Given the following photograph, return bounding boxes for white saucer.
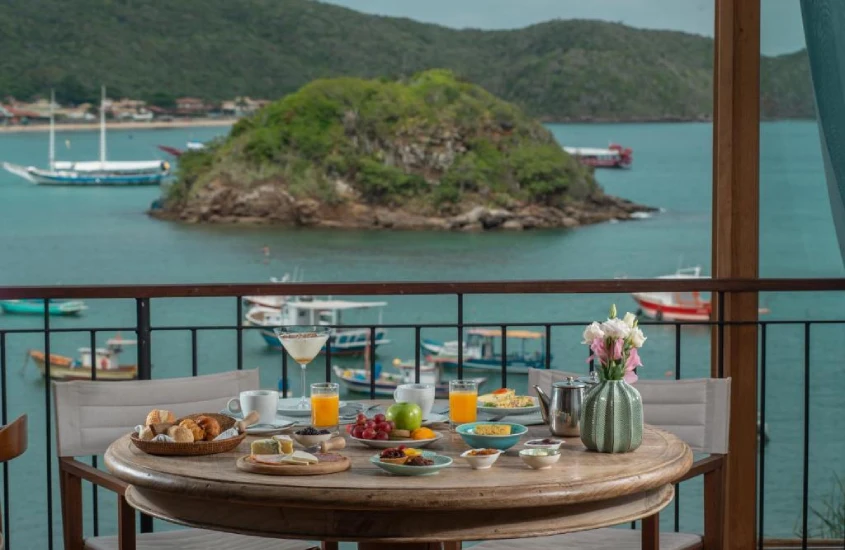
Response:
[422,413,447,425]
[277,397,348,417]
[245,422,295,435]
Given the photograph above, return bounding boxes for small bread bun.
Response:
[145,409,175,426]
[195,415,221,441]
[178,419,205,442]
[139,427,155,441]
[166,425,194,444]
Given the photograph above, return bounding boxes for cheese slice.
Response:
[281,456,310,465]
[291,450,319,464]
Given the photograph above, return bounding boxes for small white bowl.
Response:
[291,430,332,448]
[519,448,561,470]
[460,449,503,470]
[524,438,563,451]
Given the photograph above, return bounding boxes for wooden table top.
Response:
[105,420,691,512]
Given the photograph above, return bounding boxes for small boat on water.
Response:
[333,359,487,398]
[157,140,207,158]
[27,336,138,381]
[245,298,390,355]
[563,143,633,169]
[631,266,771,321]
[3,88,170,186]
[0,299,87,316]
[421,328,550,373]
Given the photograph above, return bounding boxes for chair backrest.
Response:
[0,415,27,463]
[53,369,260,457]
[526,368,731,454]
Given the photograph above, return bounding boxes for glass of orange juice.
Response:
[310,382,340,429]
[449,379,478,430]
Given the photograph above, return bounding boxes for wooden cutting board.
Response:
[236,454,351,476]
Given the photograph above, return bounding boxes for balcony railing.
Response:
[0,279,844,549]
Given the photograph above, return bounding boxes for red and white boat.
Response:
[631,267,769,321]
[563,143,633,169]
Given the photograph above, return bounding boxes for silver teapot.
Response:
[535,377,587,437]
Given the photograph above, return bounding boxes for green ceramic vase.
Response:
[580,379,643,453]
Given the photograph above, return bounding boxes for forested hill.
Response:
[0,0,813,121]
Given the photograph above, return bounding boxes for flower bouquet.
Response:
[580,305,645,453]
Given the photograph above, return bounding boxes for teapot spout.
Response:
[534,385,551,424]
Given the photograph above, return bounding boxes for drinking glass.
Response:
[449,379,478,429]
[273,326,331,409]
[311,382,340,429]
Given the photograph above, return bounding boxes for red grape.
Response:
[362,428,376,440]
[345,424,354,434]
[386,420,395,430]
[376,422,392,433]
[352,426,365,439]
[373,413,386,423]
[397,445,406,450]
[365,420,376,429]
[374,431,389,441]
[356,413,367,426]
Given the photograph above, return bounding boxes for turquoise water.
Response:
[0,122,842,547]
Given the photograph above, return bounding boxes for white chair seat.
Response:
[84,528,318,550]
[470,528,702,550]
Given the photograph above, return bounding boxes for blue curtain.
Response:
[802,1,845,262]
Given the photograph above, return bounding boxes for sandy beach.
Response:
[0,118,236,134]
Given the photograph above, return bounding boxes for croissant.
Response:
[145,409,175,426]
[194,415,221,441]
[166,425,194,443]
[178,419,205,442]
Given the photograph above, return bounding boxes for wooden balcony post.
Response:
[712,0,760,548]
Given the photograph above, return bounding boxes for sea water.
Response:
[0,121,841,546]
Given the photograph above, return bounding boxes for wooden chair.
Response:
[0,415,27,550]
[470,369,731,550]
[54,369,320,550]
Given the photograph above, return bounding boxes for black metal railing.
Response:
[0,279,844,549]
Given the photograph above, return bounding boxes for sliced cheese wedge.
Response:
[291,450,319,464]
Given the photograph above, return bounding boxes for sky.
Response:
[320,0,806,56]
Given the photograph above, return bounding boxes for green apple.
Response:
[386,402,423,431]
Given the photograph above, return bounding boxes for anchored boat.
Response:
[421,328,550,373]
[0,299,87,316]
[27,336,138,381]
[563,143,633,169]
[3,88,170,186]
[245,298,389,355]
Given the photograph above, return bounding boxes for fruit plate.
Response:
[349,431,443,449]
[477,397,540,416]
[370,451,452,476]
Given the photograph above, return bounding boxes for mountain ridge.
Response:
[0,0,813,121]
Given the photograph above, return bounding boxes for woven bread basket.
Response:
[130,413,245,456]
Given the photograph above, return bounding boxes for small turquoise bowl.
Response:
[455,422,528,451]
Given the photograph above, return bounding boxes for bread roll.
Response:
[166,425,194,444]
[139,427,155,441]
[145,409,175,426]
[195,415,221,441]
[178,419,205,442]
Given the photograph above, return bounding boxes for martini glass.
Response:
[273,326,331,409]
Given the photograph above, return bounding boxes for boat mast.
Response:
[99,85,107,164]
[48,89,55,170]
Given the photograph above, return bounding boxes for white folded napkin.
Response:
[214,427,239,441]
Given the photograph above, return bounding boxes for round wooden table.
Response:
[105,419,691,549]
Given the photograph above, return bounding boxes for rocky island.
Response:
[153,70,653,231]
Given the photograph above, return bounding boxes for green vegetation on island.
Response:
[158,71,647,230]
[0,0,813,121]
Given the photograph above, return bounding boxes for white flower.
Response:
[622,312,637,328]
[601,318,631,340]
[582,322,605,344]
[630,327,647,348]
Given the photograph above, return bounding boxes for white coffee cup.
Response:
[393,383,435,417]
[227,390,278,426]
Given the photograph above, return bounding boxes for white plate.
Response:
[349,431,443,449]
[422,413,447,425]
[277,397,348,417]
[477,396,540,416]
[245,422,295,435]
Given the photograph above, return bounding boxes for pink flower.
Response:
[612,338,624,361]
[624,348,642,383]
[588,337,607,364]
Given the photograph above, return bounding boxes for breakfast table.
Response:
[105,400,692,550]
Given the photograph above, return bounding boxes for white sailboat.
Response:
[2,87,170,186]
